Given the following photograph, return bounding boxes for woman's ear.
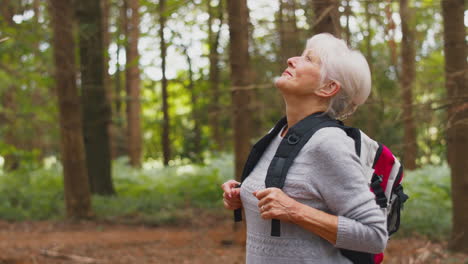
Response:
[315,81,340,98]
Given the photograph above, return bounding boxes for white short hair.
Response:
[306,33,371,119]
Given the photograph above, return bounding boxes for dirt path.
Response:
[0,218,466,264]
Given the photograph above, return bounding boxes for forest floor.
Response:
[0,211,467,264]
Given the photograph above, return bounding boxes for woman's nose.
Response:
[287,56,297,67]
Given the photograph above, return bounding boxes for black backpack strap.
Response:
[234,117,287,222]
[340,250,375,264]
[340,126,362,157]
[265,113,341,236]
[370,173,388,208]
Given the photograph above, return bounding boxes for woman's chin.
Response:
[274,76,288,90]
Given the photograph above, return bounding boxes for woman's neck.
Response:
[283,96,328,133]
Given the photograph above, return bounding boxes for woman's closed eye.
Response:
[304,54,319,64]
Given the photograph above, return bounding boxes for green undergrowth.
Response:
[396,163,452,241]
[0,155,452,240]
[0,153,233,224]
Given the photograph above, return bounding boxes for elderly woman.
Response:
[221,33,387,263]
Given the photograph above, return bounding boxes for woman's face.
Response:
[275,49,322,96]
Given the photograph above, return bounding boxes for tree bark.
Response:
[181,45,202,162]
[125,0,142,167]
[277,0,300,64]
[364,1,373,72]
[310,0,341,36]
[226,0,254,181]
[49,0,92,218]
[442,0,468,253]
[75,0,115,195]
[0,0,14,24]
[385,0,399,74]
[0,0,20,171]
[208,0,224,151]
[101,0,118,160]
[344,0,351,45]
[159,0,171,166]
[399,0,418,170]
[112,0,128,158]
[1,85,19,171]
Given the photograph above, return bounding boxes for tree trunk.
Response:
[75,0,115,195]
[442,0,468,253]
[159,0,171,166]
[112,0,128,158]
[344,0,351,45]
[101,0,118,160]
[364,1,373,72]
[0,0,20,171]
[208,0,224,151]
[0,0,14,24]
[310,0,341,36]
[385,0,399,73]
[277,0,300,63]
[1,86,19,171]
[182,45,202,162]
[226,0,254,181]
[49,0,92,218]
[399,0,418,170]
[125,0,142,167]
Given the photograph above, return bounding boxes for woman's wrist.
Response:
[289,202,338,245]
[288,201,307,224]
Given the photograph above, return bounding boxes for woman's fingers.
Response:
[253,187,279,200]
[223,195,242,209]
[221,179,242,210]
[221,180,241,198]
[231,187,241,197]
[221,180,240,190]
[253,188,298,221]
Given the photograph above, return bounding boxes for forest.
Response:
[0,0,467,263]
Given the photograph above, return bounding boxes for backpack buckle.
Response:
[287,133,300,145]
[371,174,383,189]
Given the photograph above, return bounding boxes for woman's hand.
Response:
[255,187,338,244]
[253,187,300,222]
[221,180,242,210]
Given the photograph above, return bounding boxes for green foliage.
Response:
[0,153,455,241]
[0,160,64,220]
[0,154,234,223]
[398,164,452,240]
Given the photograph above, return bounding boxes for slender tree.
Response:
[207,0,224,151]
[310,0,341,36]
[0,86,19,171]
[442,0,468,252]
[159,0,171,166]
[364,1,373,72]
[399,0,417,170]
[102,0,118,160]
[30,0,48,159]
[227,0,254,181]
[112,0,128,158]
[181,44,202,161]
[49,0,92,218]
[75,0,115,195]
[277,0,300,64]
[385,0,398,72]
[344,0,351,45]
[0,0,20,171]
[125,0,142,167]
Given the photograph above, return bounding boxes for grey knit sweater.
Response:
[239,126,388,264]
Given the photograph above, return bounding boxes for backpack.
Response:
[233,112,409,264]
